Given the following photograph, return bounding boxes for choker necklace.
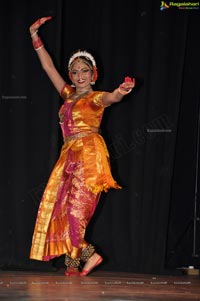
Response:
[73,89,93,101]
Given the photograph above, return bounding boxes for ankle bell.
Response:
[65,255,80,268]
[80,244,95,262]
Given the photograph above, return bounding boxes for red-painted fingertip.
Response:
[46,16,53,20]
[124,76,133,83]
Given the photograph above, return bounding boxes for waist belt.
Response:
[64,129,99,144]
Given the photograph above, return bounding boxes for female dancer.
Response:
[29,16,135,276]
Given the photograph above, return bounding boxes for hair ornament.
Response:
[68,50,96,70]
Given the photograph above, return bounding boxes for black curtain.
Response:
[1,0,199,274]
[166,13,200,270]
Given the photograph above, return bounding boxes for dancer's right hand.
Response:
[29,16,52,36]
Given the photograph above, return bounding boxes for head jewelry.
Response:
[68,50,96,70]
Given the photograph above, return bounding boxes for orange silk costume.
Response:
[30,84,121,261]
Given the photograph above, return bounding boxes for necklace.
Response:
[72,88,93,101]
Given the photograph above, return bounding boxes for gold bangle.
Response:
[118,87,132,95]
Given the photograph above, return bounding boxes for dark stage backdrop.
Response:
[1,0,200,274]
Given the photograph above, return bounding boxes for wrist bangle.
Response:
[32,37,44,50]
[31,30,38,38]
[35,45,44,51]
[118,86,132,95]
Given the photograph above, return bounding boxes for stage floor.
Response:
[0,269,199,300]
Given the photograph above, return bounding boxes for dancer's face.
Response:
[70,59,93,89]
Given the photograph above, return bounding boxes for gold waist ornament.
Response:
[64,128,99,144]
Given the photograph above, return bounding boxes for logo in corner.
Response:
[160,1,200,10]
[160,1,170,10]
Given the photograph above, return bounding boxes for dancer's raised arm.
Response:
[29,16,66,95]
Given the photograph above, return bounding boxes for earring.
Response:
[90,81,95,85]
[71,83,75,88]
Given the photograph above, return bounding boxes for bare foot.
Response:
[80,253,103,276]
[65,267,79,276]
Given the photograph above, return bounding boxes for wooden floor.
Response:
[0,269,200,301]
